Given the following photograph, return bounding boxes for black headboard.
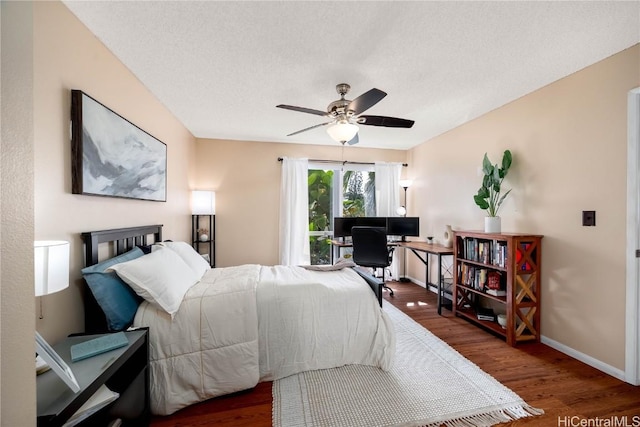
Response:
[81,224,163,332]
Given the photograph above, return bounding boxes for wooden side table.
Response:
[37,328,149,427]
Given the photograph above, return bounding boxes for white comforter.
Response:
[133,264,395,416]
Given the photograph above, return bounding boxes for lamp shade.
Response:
[326,122,359,143]
[34,241,69,297]
[399,179,413,189]
[192,190,216,215]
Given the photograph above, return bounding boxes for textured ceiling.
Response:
[62,1,639,150]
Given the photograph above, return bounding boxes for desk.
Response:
[330,239,399,264]
[397,241,454,315]
[330,239,353,264]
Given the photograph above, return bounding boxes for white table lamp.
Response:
[34,240,79,392]
[35,240,70,297]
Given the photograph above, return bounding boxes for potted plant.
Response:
[473,150,512,233]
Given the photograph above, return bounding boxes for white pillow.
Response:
[158,241,210,279]
[109,248,199,317]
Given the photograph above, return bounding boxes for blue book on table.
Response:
[70,332,129,362]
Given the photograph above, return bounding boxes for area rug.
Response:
[272,302,543,427]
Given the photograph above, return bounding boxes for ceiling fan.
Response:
[276,83,415,145]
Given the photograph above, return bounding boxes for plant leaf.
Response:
[497,189,512,207]
[482,153,493,176]
[482,174,493,189]
[474,194,489,209]
[502,150,512,171]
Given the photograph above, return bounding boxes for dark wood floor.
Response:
[150,281,640,427]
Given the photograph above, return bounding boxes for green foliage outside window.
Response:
[308,169,376,265]
[308,169,333,265]
[343,171,375,217]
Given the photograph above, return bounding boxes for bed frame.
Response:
[81,224,163,333]
[80,224,383,333]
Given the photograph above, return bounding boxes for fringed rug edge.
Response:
[410,404,545,427]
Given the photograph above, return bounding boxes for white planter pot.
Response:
[484,217,501,234]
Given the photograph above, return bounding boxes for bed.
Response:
[80,225,395,416]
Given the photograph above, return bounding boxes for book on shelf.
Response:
[476,307,495,321]
[485,271,505,296]
[487,271,501,289]
[62,384,119,427]
[36,355,51,375]
[461,237,507,267]
[485,289,506,297]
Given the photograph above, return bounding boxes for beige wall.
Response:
[193,139,407,267]
[406,45,640,370]
[2,1,636,424]
[1,2,37,424]
[33,1,196,343]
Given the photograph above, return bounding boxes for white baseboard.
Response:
[541,335,627,382]
[406,276,426,288]
[403,277,629,383]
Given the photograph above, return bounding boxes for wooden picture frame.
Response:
[71,90,167,202]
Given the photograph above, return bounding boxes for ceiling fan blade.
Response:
[276,104,328,117]
[286,121,332,137]
[346,133,359,145]
[358,115,415,128]
[348,88,387,115]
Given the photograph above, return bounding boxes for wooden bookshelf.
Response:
[453,230,543,346]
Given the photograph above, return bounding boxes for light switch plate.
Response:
[582,210,596,226]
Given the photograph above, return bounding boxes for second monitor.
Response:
[387,217,420,241]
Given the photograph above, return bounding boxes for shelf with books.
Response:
[455,306,506,337]
[456,283,506,303]
[453,231,543,346]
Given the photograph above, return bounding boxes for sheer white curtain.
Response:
[279,157,310,265]
[375,162,403,280]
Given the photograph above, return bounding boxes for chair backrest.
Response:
[351,226,390,269]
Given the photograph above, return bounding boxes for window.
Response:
[308,164,375,265]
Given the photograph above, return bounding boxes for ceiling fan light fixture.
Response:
[326,122,358,143]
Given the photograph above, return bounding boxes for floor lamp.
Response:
[398,180,412,282]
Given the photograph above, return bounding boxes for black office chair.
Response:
[351,226,395,296]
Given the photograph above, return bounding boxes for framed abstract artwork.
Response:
[71,90,167,202]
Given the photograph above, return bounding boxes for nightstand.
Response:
[37,328,149,427]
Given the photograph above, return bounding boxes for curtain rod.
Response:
[277,157,408,167]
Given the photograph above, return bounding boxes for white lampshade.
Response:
[326,122,359,143]
[396,206,407,216]
[34,241,70,297]
[192,190,216,215]
[399,179,413,189]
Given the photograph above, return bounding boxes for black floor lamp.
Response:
[399,179,412,282]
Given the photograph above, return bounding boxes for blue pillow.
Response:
[82,247,145,331]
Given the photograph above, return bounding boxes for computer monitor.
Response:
[356,217,388,228]
[333,217,388,237]
[387,217,420,240]
[333,217,358,238]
